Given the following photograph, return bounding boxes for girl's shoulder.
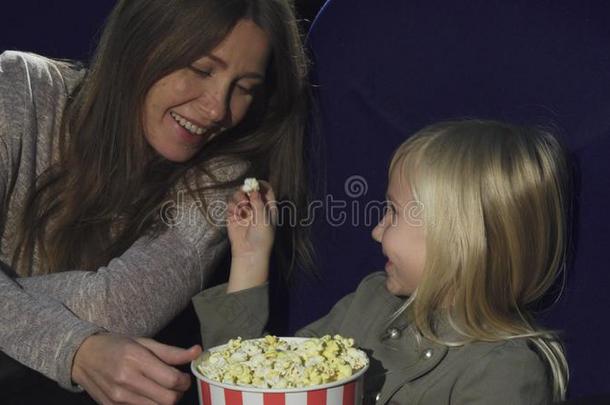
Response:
[354,271,388,295]
[462,337,545,366]
[446,338,550,401]
[351,271,402,307]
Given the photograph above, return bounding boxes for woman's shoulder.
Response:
[0,50,85,95]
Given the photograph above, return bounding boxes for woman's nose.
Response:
[205,96,227,123]
[198,84,229,124]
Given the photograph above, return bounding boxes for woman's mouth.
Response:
[170,111,206,135]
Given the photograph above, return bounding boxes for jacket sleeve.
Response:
[192,282,270,349]
[191,281,356,348]
[450,342,552,405]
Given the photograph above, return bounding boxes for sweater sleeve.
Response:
[0,111,7,219]
[15,157,245,335]
[17,220,229,336]
[0,271,104,390]
[1,51,104,390]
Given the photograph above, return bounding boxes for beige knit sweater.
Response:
[0,51,239,389]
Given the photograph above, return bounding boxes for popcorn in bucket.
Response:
[191,336,369,405]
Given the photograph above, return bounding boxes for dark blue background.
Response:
[300,0,610,400]
[2,0,609,400]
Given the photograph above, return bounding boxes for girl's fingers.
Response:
[230,190,249,207]
[227,199,252,224]
[230,180,278,227]
[248,190,265,215]
[257,180,278,225]
[258,180,274,200]
[231,189,247,201]
[249,190,277,228]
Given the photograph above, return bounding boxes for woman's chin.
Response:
[151,142,201,162]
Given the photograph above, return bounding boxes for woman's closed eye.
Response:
[189,65,212,77]
[235,82,261,95]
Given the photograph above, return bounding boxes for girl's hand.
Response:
[226,180,277,293]
[72,333,201,405]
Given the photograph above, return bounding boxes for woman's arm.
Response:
[0,269,103,389]
[0,52,104,389]
[0,50,211,403]
[2,207,213,400]
[17,214,229,336]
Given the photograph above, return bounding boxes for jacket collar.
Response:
[374,305,462,404]
[376,330,448,404]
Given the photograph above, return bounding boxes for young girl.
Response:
[193,120,570,404]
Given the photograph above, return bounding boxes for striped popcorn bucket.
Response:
[191,338,368,405]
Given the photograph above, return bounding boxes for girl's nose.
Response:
[372,221,383,243]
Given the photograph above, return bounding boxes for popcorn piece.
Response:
[197,335,368,389]
[241,178,260,194]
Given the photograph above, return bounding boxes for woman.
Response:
[0,0,312,403]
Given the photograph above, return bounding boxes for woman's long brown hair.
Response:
[13,0,313,277]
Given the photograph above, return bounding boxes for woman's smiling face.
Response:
[142,19,270,162]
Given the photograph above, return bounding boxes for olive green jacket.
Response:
[193,272,551,404]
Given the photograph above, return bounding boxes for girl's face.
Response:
[143,19,271,162]
[372,170,426,296]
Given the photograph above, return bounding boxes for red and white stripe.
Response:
[197,380,363,405]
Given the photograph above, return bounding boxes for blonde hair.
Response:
[389,120,570,401]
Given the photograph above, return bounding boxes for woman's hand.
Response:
[226,181,277,293]
[72,333,201,405]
